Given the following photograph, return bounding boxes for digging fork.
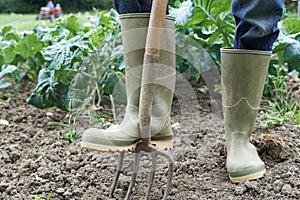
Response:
[109,0,174,199]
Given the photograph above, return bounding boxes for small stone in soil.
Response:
[63,190,72,198]
[243,180,258,191]
[235,185,247,195]
[115,188,124,196]
[56,188,65,194]
[273,179,284,192]
[281,184,292,194]
[0,119,9,125]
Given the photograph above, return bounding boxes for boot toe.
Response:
[227,154,266,183]
[81,128,140,152]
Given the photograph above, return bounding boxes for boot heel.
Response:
[151,139,173,150]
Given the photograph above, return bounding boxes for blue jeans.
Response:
[232,0,284,51]
[114,0,284,51]
[114,0,152,14]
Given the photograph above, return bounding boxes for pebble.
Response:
[63,191,72,198]
[73,188,83,195]
[273,179,283,192]
[244,180,258,191]
[56,188,65,194]
[0,119,9,126]
[281,184,292,194]
[66,161,80,170]
[235,185,247,195]
[114,188,124,196]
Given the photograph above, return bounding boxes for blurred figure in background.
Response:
[46,0,55,22]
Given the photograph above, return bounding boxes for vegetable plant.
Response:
[170,0,235,80]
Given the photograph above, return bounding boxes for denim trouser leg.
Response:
[232,0,284,51]
[114,0,152,14]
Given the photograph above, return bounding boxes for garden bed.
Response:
[0,78,299,199]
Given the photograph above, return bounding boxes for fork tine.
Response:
[162,153,173,200]
[125,148,140,200]
[145,152,157,200]
[146,146,174,200]
[109,151,125,198]
[114,143,173,200]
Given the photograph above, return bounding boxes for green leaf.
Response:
[43,36,91,71]
[2,26,21,42]
[26,69,70,110]
[283,42,300,72]
[0,78,12,89]
[0,44,16,65]
[192,0,234,47]
[280,18,300,35]
[295,33,300,42]
[207,29,222,45]
[0,65,17,78]
[60,15,81,35]
[15,34,43,59]
[184,7,207,28]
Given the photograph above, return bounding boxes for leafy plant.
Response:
[48,100,85,143]
[259,64,300,128]
[0,65,17,89]
[26,10,124,142]
[27,10,124,111]
[0,25,44,90]
[170,0,235,80]
[258,15,300,128]
[273,18,300,75]
[34,190,52,200]
[0,10,125,142]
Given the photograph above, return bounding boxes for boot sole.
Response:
[229,168,266,183]
[81,139,173,152]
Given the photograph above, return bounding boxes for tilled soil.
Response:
[0,78,299,200]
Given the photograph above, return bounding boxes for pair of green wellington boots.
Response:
[81,14,271,183]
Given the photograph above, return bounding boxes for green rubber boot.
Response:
[221,48,271,183]
[81,14,176,152]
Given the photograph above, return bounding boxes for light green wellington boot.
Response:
[81,14,176,152]
[221,48,271,183]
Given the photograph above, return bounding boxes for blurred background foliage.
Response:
[0,0,114,13]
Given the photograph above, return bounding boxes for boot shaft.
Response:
[221,48,271,138]
[221,48,271,107]
[118,14,176,137]
[119,14,176,107]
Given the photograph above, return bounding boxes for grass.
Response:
[0,13,89,31]
[0,13,49,31]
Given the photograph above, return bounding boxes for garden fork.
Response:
[109,0,174,199]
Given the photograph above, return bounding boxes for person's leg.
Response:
[114,0,152,14]
[232,0,284,51]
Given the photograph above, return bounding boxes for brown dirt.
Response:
[0,78,299,200]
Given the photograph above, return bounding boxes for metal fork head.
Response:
[109,142,174,200]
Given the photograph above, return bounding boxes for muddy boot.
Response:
[81,14,175,151]
[221,48,271,183]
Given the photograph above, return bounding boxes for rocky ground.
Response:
[0,77,299,200]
